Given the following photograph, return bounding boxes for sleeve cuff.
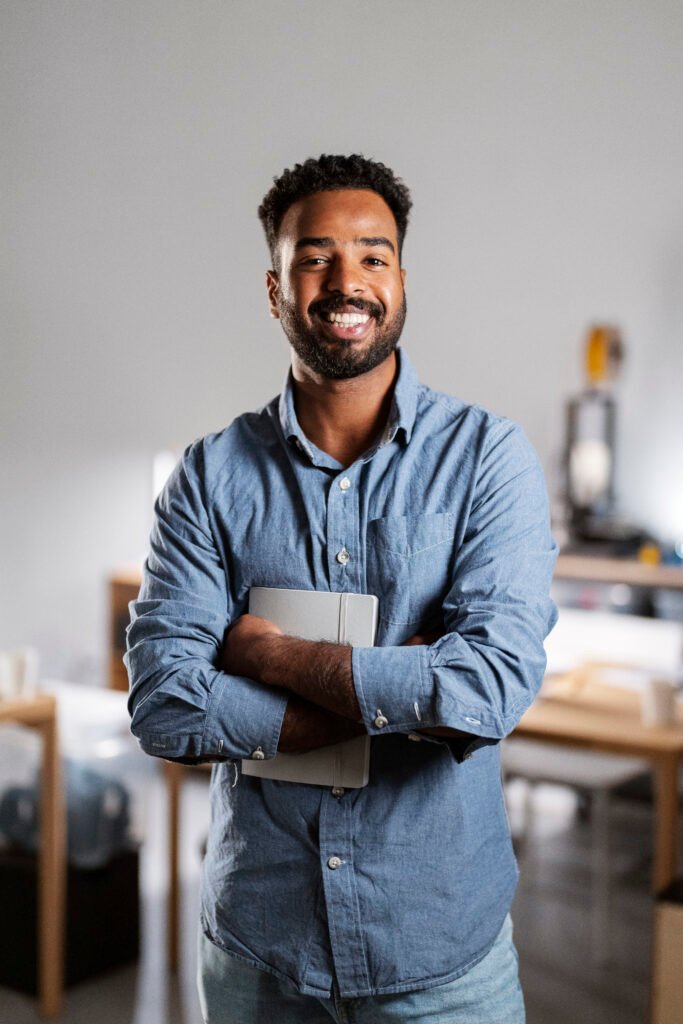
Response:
[203,672,288,760]
[352,644,430,735]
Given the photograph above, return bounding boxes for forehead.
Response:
[278,189,398,247]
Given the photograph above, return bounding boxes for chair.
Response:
[502,738,648,960]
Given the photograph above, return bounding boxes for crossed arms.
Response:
[222,615,463,753]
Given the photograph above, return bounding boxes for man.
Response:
[126,154,558,1023]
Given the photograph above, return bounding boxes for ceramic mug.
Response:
[0,648,40,699]
[641,677,678,727]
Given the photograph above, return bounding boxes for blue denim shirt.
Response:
[126,348,558,998]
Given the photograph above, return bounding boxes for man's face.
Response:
[267,189,407,380]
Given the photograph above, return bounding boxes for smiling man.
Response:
[126,155,558,1023]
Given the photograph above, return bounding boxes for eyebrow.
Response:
[294,235,396,255]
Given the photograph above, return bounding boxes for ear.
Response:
[266,270,280,319]
[400,267,407,288]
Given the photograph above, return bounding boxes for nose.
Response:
[323,255,364,296]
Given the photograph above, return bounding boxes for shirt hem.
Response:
[334,934,498,999]
[200,911,506,1001]
[199,915,334,999]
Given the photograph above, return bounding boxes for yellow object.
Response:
[584,324,623,386]
[638,543,661,566]
[586,326,609,383]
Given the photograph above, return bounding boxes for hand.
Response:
[221,614,282,681]
[278,696,366,754]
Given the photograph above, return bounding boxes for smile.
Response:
[319,312,374,340]
[325,312,371,325]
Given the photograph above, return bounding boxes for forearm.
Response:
[257,635,361,721]
[352,622,550,742]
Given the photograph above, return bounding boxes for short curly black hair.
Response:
[258,154,412,268]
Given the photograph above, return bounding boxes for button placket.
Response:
[325,469,361,589]
[318,777,368,993]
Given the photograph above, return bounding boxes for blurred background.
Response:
[1,2,682,1022]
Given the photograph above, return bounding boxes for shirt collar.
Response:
[278,347,419,459]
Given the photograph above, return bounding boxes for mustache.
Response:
[308,297,384,320]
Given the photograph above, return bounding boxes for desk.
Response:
[0,695,65,1016]
[515,673,683,893]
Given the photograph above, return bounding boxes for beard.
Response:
[277,293,407,380]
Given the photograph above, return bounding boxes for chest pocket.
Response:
[366,513,456,627]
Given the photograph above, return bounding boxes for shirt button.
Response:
[327,856,343,870]
[336,548,350,565]
[339,477,351,491]
[331,786,345,797]
[251,748,265,760]
[374,714,389,729]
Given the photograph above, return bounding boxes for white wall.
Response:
[2,0,682,683]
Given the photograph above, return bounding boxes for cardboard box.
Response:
[652,878,683,1024]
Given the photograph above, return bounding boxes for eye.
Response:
[299,256,329,267]
[364,257,388,267]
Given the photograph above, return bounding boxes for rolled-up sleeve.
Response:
[353,423,558,747]
[125,442,287,763]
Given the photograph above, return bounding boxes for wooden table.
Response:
[0,694,65,1016]
[515,671,683,893]
[555,553,683,590]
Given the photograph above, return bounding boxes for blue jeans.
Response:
[197,915,525,1023]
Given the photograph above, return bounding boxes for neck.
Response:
[291,351,399,466]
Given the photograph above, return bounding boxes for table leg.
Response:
[38,713,65,1017]
[653,757,680,894]
[166,761,181,973]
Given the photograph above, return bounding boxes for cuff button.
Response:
[251,747,265,760]
[374,714,389,729]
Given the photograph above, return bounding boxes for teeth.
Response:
[326,312,370,325]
